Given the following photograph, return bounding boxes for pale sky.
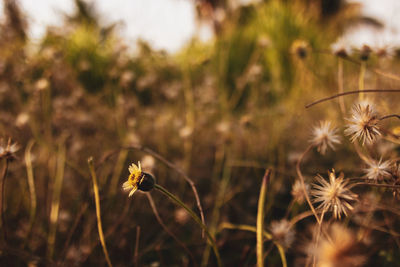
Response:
[0,0,399,52]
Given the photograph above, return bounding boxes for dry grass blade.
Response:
[88,157,113,267]
[257,169,271,267]
[24,139,36,245]
[0,157,9,242]
[47,143,66,260]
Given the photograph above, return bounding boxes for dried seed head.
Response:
[345,103,381,145]
[291,179,309,204]
[363,158,391,180]
[0,138,20,161]
[122,162,155,197]
[311,169,357,219]
[310,121,341,155]
[291,39,309,59]
[308,223,366,267]
[270,219,295,249]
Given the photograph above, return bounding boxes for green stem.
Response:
[154,184,222,267]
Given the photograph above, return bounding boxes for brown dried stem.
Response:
[306,89,400,108]
[296,145,320,224]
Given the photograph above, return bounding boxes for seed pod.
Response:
[138,172,156,192]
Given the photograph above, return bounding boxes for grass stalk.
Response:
[134,226,140,267]
[24,139,37,244]
[0,158,9,242]
[88,157,113,267]
[154,184,221,267]
[337,57,345,113]
[257,169,270,267]
[201,147,230,267]
[108,149,128,197]
[358,61,366,101]
[296,145,321,224]
[47,143,66,259]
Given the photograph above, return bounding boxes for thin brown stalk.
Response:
[305,89,400,108]
[134,226,140,267]
[47,144,66,260]
[358,61,366,101]
[289,210,315,226]
[145,193,196,266]
[337,57,345,113]
[0,159,9,242]
[24,140,36,245]
[60,202,89,263]
[379,114,400,121]
[352,182,400,189]
[296,145,320,224]
[124,144,205,236]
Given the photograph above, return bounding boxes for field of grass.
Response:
[1,0,400,266]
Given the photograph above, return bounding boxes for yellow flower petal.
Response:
[128,186,138,197]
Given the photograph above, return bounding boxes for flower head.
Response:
[0,138,20,161]
[363,158,391,180]
[122,162,155,197]
[344,103,381,145]
[291,179,309,204]
[307,223,367,267]
[310,121,341,155]
[331,37,350,58]
[311,169,357,219]
[270,219,295,249]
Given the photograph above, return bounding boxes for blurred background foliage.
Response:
[0,0,399,265]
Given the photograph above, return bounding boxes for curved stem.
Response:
[379,114,400,121]
[296,145,320,224]
[352,182,400,189]
[305,89,400,108]
[154,184,221,267]
[275,243,288,267]
[125,145,205,236]
[337,57,345,114]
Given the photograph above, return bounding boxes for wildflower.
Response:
[310,121,341,155]
[270,219,295,249]
[122,162,155,197]
[331,37,350,58]
[0,138,20,160]
[291,179,309,204]
[363,158,391,180]
[359,44,372,61]
[290,39,309,59]
[308,223,366,267]
[344,103,381,145]
[311,169,357,219]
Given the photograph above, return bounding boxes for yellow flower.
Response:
[123,162,143,197]
[122,161,156,197]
